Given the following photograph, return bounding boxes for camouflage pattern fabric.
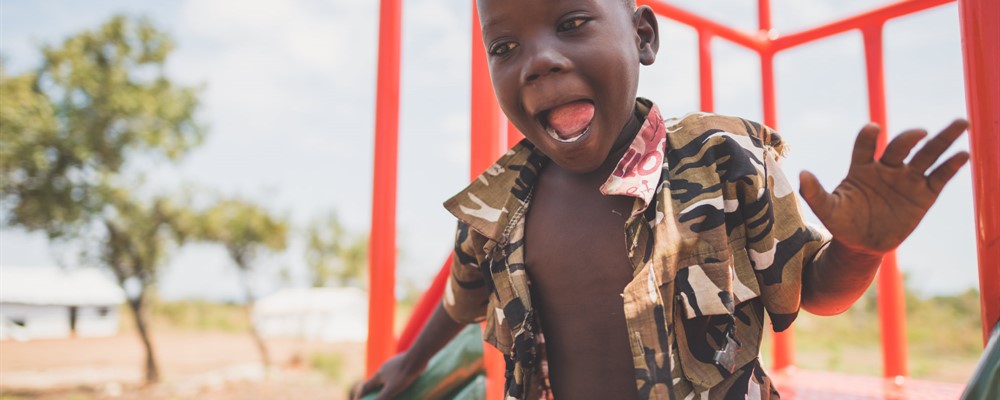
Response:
[442,98,830,399]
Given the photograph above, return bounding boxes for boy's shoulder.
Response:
[443,140,544,243]
[664,112,786,156]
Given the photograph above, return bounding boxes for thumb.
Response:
[373,376,405,400]
[373,383,400,400]
[356,373,383,400]
[799,170,834,219]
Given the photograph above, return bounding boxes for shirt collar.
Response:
[599,98,666,216]
[444,98,667,242]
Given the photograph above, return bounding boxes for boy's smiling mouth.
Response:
[538,100,595,143]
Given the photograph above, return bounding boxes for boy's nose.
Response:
[521,46,571,84]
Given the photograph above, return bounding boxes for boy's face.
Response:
[478,0,658,173]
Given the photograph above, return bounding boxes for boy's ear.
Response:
[633,6,659,66]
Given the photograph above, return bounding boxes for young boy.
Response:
[359,0,969,398]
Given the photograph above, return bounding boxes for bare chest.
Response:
[522,167,639,398]
[524,183,635,295]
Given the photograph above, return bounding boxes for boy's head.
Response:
[477,0,658,173]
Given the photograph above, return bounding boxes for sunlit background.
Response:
[0,0,984,399]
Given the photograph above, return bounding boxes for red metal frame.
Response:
[366,0,1000,393]
[638,0,960,379]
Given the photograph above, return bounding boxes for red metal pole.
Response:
[863,23,910,379]
[760,51,778,134]
[366,0,402,378]
[471,11,504,177]
[760,45,795,372]
[471,5,506,400]
[698,30,714,113]
[863,24,890,156]
[758,0,772,32]
[958,0,1000,343]
[756,0,798,373]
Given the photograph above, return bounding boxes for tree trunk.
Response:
[126,296,160,383]
[240,269,271,371]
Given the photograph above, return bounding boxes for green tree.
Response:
[99,190,196,381]
[197,198,288,369]
[0,16,203,383]
[304,212,368,288]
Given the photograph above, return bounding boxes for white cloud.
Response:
[178,0,376,76]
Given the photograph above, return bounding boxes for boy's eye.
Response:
[490,41,518,56]
[558,17,588,32]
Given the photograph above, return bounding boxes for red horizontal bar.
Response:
[772,0,954,51]
[640,0,765,52]
[642,0,956,55]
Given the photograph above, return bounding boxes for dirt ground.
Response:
[0,331,977,399]
[0,332,365,400]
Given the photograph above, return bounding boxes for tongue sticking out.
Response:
[545,101,595,141]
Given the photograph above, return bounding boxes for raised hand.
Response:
[798,119,969,255]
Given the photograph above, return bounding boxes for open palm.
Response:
[799,120,969,254]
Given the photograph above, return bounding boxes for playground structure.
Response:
[365,0,999,398]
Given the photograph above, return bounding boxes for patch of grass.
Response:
[760,286,983,382]
[310,351,345,382]
[0,392,92,400]
[149,300,249,332]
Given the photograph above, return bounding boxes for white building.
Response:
[253,287,368,342]
[0,267,126,341]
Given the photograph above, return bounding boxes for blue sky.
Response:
[0,0,979,300]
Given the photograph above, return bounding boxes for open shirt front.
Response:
[442,99,830,399]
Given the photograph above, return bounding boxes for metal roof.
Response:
[0,267,126,306]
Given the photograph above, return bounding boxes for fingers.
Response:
[880,129,928,167]
[850,123,881,166]
[799,170,834,219]
[909,119,969,174]
[350,381,366,400]
[356,373,383,400]
[373,385,398,400]
[927,151,970,193]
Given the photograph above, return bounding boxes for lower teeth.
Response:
[547,125,590,143]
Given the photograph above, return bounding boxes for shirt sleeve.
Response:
[749,127,832,331]
[441,220,491,324]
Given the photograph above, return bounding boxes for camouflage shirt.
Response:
[442,99,830,399]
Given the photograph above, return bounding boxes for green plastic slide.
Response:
[363,325,486,399]
[450,374,486,400]
[961,319,1000,400]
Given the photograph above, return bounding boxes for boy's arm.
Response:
[356,221,490,399]
[356,303,467,400]
[801,239,883,315]
[798,120,969,316]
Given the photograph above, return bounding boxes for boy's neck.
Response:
[552,103,646,181]
[608,103,647,163]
